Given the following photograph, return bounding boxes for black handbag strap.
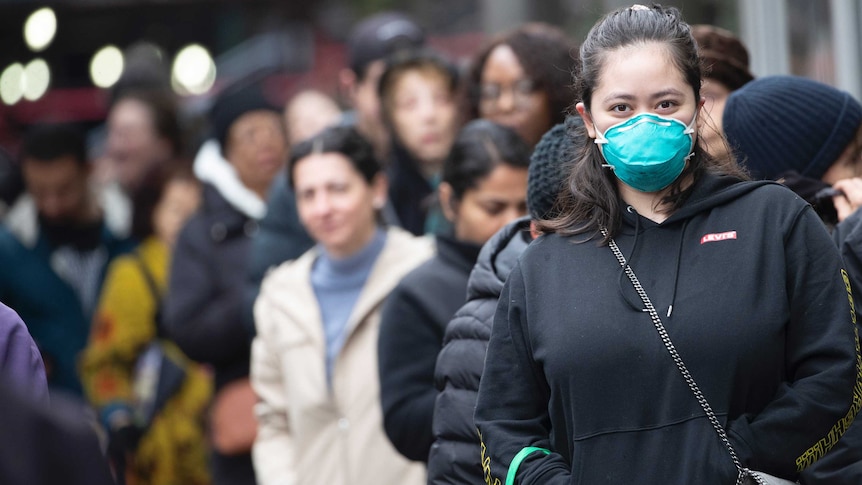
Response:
[130,250,166,339]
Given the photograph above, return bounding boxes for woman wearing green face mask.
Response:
[474,5,862,485]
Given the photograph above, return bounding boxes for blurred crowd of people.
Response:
[1,4,862,485]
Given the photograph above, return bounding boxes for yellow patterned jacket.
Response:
[80,236,213,485]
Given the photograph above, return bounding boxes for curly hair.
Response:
[467,23,578,126]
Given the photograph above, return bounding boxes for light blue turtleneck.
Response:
[310,228,387,385]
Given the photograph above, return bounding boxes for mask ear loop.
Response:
[591,114,614,170]
[683,110,698,162]
[594,130,614,170]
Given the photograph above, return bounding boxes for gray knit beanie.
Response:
[527,116,584,220]
[723,75,862,180]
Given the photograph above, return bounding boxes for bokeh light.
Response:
[23,59,51,101]
[24,8,57,52]
[90,45,124,88]
[0,63,25,105]
[171,44,216,96]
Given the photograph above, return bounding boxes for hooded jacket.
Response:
[427,217,531,484]
[167,141,268,390]
[475,174,861,485]
[378,234,482,462]
[795,208,862,484]
[165,138,269,485]
[0,301,48,405]
[386,143,449,236]
[0,214,131,395]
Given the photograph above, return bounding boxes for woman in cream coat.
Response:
[251,126,433,485]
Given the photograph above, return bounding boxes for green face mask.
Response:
[594,112,696,193]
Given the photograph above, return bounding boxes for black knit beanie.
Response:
[209,81,280,154]
[527,116,584,220]
[723,75,862,180]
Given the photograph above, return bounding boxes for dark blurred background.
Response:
[0,0,859,150]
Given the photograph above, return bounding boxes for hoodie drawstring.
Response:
[665,219,688,318]
[617,206,686,318]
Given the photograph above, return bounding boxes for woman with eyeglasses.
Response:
[468,23,578,147]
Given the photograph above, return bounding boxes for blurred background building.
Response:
[0,0,860,150]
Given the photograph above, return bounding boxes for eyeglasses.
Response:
[478,79,539,112]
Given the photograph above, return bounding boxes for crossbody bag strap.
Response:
[602,228,763,485]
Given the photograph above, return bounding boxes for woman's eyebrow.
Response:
[601,92,636,103]
[650,88,686,99]
[600,88,686,104]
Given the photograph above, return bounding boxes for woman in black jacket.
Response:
[378,119,530,463]
[427,117,579,484]
[163,83,287,485]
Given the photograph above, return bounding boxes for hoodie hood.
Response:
[652,173,773,226]
[466,216,532,302]
[616,173,775,317]
[193,139,267,220]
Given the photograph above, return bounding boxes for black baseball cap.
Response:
[346,12,425,77]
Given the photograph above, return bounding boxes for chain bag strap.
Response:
[603,229,794,485]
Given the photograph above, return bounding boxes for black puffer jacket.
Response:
[427,217,532,484]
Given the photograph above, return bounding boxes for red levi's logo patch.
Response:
[701,231,737,244]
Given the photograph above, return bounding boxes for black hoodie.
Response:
[475,174,861,485]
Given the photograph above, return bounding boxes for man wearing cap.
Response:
[340,11,427,161]
[164,81,287,485]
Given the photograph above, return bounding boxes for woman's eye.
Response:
[396,98,418,110]
[657,100,675,109]
[433,92,451,105]
[611,104,628,113]
[481,203,506,216]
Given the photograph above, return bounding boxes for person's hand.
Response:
[832,177,862,222]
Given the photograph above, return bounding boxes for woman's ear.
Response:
[576,102,596,139]
[438,182,458,223]
[371,173,389,210]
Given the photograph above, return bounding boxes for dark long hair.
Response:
[443,119,530,201]
[538,4,747,241]
[288,125,381,190]
[130,162,196,241]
